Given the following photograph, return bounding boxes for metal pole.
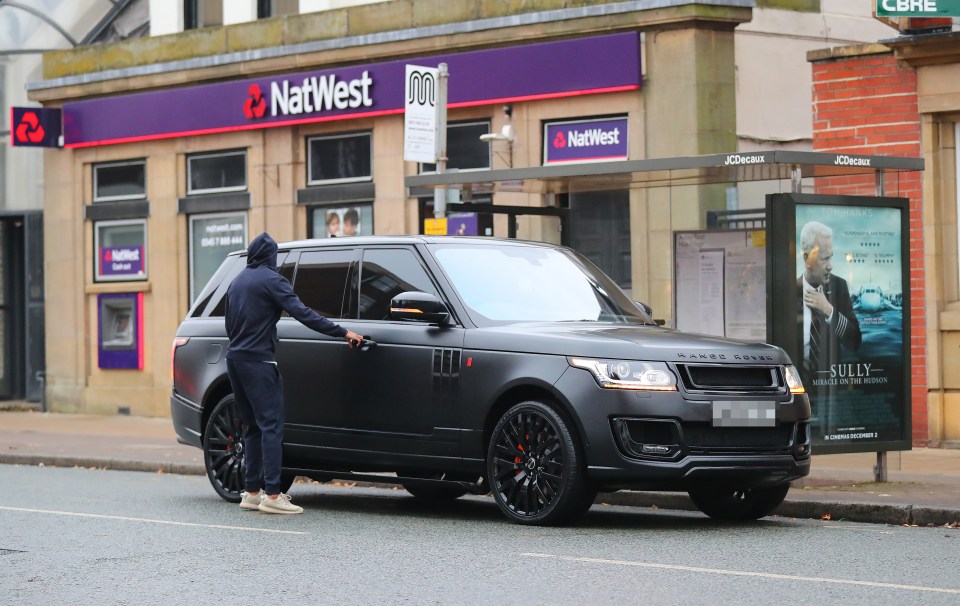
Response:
[873,168,886,482]
[790,165,802,194]
[433,63,449,219]
[874,451,888,483]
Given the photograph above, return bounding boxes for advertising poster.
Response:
[316,205,373,238]
[99,246,145,279]
[767,194,910,454]
[446,212,479,236]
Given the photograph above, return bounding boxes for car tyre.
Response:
[688,484,791,521]
[203,394,293,503]
[487,400,591,525]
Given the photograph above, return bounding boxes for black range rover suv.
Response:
[172,236,811,525]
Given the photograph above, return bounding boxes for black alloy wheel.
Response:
[487,401,594,525]
[203,395,246,503]
[688,484,791,521]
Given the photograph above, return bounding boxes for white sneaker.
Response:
[258,493,303,515]
[239,491,263,511]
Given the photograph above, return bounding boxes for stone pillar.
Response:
[634,21,741,320]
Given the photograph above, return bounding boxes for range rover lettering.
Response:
[172,237,811,525]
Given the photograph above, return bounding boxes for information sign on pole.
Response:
[403,65,441,163]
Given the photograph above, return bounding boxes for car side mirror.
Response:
[389,291,451,326]
[636,301,665,326]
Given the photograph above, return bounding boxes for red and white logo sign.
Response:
[15,111,46,144]
[243,84,267,119]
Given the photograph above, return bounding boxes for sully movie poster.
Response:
[794,203,904,448]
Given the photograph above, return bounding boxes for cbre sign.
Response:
[876,0,960,15]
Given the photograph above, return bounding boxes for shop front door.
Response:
[0,213,44,402]
[569,190,631,290]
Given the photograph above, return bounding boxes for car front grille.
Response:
[684,424,794,454]
[677,364,782,393]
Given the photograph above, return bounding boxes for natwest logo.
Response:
[556,127,621,148]
[241,71,375,121]
[271,71,374,117]
[15,111,45,143]
[243,84,267,119]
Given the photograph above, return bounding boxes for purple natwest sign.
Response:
[62,33,641,148]
[100,246,144,277]
[543,117,629,164]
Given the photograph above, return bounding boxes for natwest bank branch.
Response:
[30,1,762,416]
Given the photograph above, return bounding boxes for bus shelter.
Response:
[407,150,925,476]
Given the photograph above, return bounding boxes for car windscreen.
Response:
[432,244,654,326]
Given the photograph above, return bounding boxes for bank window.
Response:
[421,120,491,173]
[308,132,372,185]
[189,212,247,304]
[188,150,247,195]
[311,204,374,239]
[94,160,146,202]
[258,0,298,17]
[94,219,147,283]
[184,0,222,30]
[359,248,438,320]
[292,250,354,318]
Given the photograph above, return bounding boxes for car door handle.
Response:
[358,337,377,352]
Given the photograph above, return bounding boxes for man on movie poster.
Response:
[795,204,905,448]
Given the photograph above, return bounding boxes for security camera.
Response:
[503,104,513,118]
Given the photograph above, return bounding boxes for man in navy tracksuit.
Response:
[225,232,362,515]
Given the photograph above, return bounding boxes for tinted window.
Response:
[293,250,354,318]
[359,248,438,320]
[422,121,490,172]
[308,132,372,184]
[191,255,243,318]
[94,160,146,201]
[188,150,246,194]
[206,252,288,318]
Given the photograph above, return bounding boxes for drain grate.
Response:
[0,549,25,556]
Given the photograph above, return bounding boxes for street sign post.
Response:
[403,63,449,219]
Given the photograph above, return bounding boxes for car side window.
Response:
[359,248,438,320]
[292,249,354,319]
[195,255,245,318]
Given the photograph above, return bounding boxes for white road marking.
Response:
[522,553,960,595]
[0,506,308,535]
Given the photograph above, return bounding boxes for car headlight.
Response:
[784,365,806,395]
[568,357,677,391]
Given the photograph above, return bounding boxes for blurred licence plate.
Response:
[712,400,776,428]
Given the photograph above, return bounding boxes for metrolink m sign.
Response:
[877,0,960,16]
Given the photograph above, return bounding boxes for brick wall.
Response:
[810,50,927,445]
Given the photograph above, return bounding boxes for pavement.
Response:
[1,404,958,527]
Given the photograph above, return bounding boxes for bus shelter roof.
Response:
[405,150,924,195]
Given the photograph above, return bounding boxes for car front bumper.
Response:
[555,367,812,491]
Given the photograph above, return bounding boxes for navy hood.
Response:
[247,232,278,269]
